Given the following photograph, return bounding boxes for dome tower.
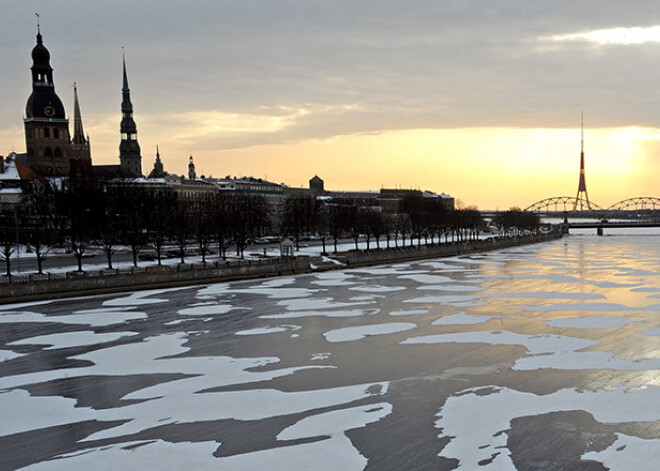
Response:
[24,24,72,176]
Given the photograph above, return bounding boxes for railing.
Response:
[0,256,281,285]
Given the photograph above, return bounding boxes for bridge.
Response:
[524,196,660,214]
[519,119,659,234]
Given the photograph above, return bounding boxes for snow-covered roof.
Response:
[0,157,44,182]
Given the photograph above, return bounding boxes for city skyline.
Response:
[2,1,660,209]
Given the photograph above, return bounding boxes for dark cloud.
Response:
[3,0,660,152]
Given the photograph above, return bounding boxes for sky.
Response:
[2,0,660,209]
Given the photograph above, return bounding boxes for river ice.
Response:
[1,234,659,470]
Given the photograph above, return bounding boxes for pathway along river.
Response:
[1,231,659,470]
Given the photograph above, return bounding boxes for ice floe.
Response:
[9,331,137,350]
[545,316,630,329]
[435,385,660,470]
[389,307,431,316]
[87,382,389,442]
[0,349,24,361]
[403,330,660,371]
[349,285,406,293]
[235,325,301,336]
[530,302,660,312]
[215,403,393,471]
[102,289,178,306]
[277,297,374,311]
[0,389,98,437]
[582,433,660,470]
[324,322,417,342]
[403,294,478,305]
[178,304,236,316]
[261,308,380,319]
[19,439,222,470]
[432,312,492,325]
[417,284,483,292]
[0,309,147,327]
[398,274,453,284]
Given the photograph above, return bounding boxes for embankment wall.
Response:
[0,232,562,304]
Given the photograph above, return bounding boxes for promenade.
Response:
[0,232,561,304]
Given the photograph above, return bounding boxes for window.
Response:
[54,128,59,139]
[54,148,62,159]
[44,128,50,138]
[45,147,52,158]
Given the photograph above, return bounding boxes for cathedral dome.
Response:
[25,91,65,119]
[31,33,52,70]
[25,30,66,120]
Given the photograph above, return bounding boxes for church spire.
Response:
[71,82,86,145]
[122,52,132,113]
[119,52,142,177]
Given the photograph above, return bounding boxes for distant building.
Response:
[0,153,46,205]
[309,175,324,194]
[217,176,285,226]
[188,155,196,180]
[147,147,167,179]
[380,188,455,212]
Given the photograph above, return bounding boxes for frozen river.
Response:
[1,233,659,470]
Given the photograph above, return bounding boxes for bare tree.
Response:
[0,208,17,276]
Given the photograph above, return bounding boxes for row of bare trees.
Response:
[0,180,271,275]
[280,194,488,255]
[1,179,541,276]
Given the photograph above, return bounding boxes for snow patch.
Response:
[398,274,453,284]
[432,312,492,326]
[546,316,630,329]
[582,433,660,470]
[178,304,235,316]
[9,331,137,350]
[435,385,660,470]
[325,323,417,342]
[389,307,431,316]
[235,325,301,336]
[262,308,380,319]
[349,285,406,293]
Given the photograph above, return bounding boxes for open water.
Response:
[1,232,659,470]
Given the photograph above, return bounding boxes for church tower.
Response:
[188,155,196,180]
[24,24,72,176]
[119,55,142,177]
[69,83,91,162]
[148,146,166,178]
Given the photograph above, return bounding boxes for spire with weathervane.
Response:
[24,14,74,176]
[119,51,142,177]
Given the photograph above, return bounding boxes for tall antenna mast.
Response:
[573,111,592,211]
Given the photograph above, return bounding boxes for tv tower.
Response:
[573,113,592,211]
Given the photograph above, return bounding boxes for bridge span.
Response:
[561,220,660,236]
